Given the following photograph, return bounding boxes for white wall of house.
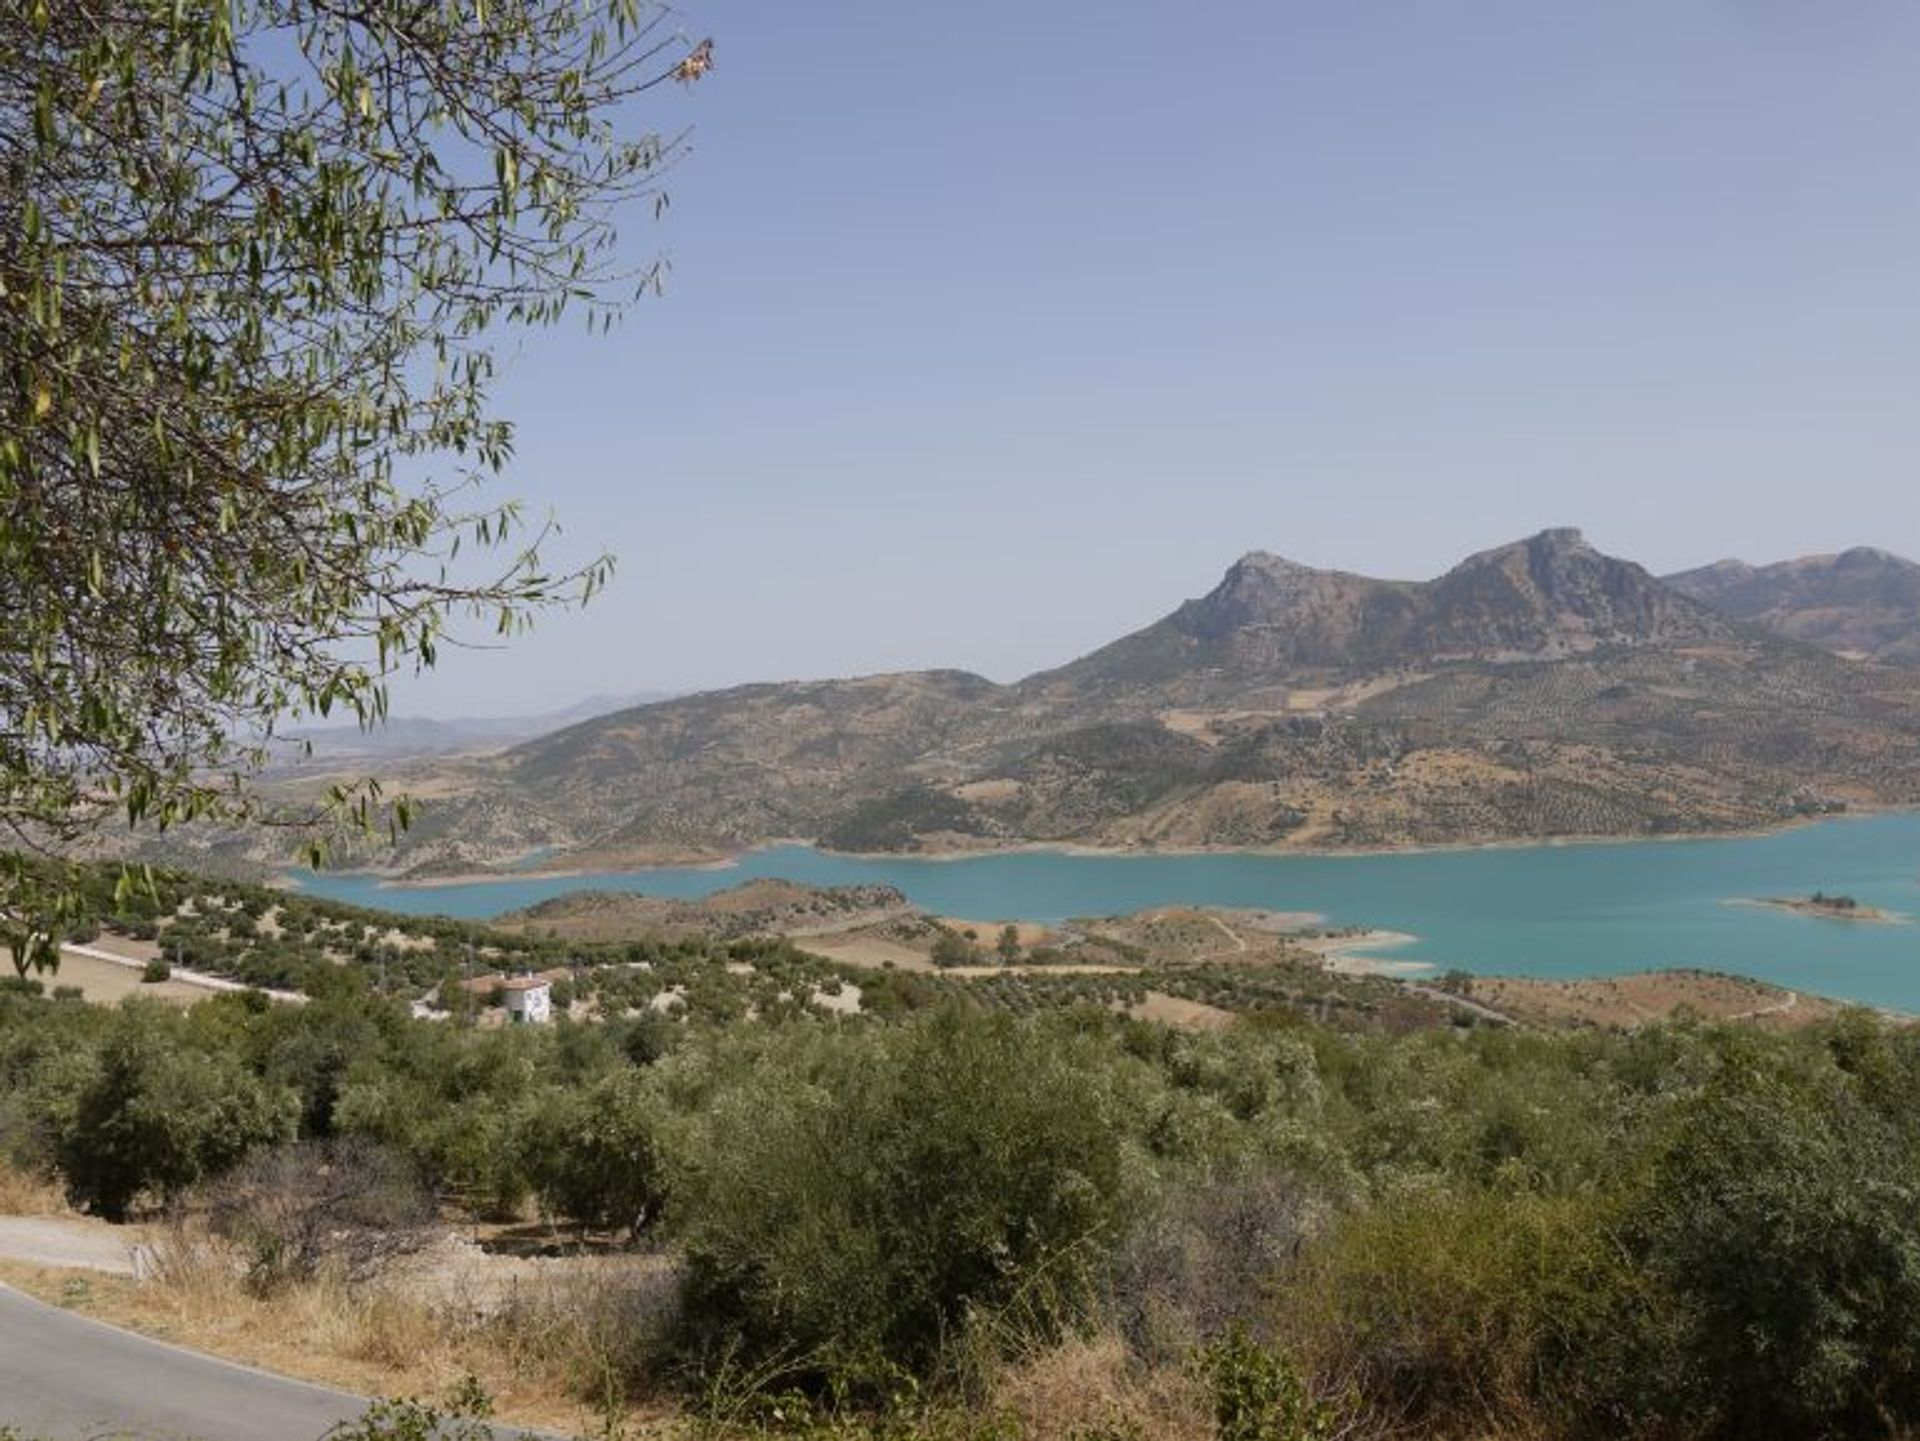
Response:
[503,982,552,1025]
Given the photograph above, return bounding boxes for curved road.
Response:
[0,1283,556,1440]
[1,1282,370,1438]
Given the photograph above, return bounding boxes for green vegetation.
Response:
[930,930,982,968]
[1,0,709,966]
[2,885,1919,1440]
[823,786,987,852]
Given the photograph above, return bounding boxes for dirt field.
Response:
[1466,969,1844,1030]
[48,951,205,1007]
[797,933,936,970]
[935,918,1056,948]
[72,933,162,963]
[1126,992,1237,1030]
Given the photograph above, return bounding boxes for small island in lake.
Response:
[1745,891,1905,924]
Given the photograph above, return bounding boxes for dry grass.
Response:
[991,1332,1209,1441]
[48,949,205,1006]
[798,933,936,971]
[1466,969,1843,1031]
[0,1162,67,1216]
[0,1223,682,1437]
[1125,993,1237,1031]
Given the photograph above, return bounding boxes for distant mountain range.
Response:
[271,691,674,766]
[281,527,1920,874]
[1664,548,1920,667]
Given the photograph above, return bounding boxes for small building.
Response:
[457,965,570,1024]
[497,975,553,1025]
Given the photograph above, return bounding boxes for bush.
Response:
[1622,1071,1920,1437]
[930,933,978,969]
[1110,1175,1317,1362]
[667,1009,1136,1394]
[1288,1189,1661,1434]
[141,957,171,983]
[202,1137,436,1292]
[519,1068,664,1233]
[60,1009,298,1219]
[1197,1325,1341,1441]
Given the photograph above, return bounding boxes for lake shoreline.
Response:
[313,807,1905,893]
[289,810,1920,1012]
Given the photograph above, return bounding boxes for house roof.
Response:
[460,971,558,995]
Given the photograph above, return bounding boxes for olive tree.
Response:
[0,0,711,971]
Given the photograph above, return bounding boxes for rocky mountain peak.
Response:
[1226,549,1313,577]
[1421,527,1724,653]
[1174,550,1353,642]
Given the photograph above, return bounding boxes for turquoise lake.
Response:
[296,812,1920,1010]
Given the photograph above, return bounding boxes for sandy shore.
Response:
[1296,929,1431,976]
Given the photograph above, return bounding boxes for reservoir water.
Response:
[296,812,1920,1010]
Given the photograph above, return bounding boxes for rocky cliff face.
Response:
[1417,529,1732,657]
[1665,547,1920,665]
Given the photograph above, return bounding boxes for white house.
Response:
[497,975,553,1025]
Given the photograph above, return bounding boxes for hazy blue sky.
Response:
[394,1,1920,716]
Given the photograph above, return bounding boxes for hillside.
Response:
[1665,546,1920,665]
[162,529,1920,869]
[494,879,930,944]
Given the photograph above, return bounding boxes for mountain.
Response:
[219,530,1920,869]
[270,691,674,766]
[1026,528,1731,712]
[1664,548,1920,666]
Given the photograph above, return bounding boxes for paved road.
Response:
[0,1282,375,1439]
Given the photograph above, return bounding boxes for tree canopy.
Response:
[1,0,708,969]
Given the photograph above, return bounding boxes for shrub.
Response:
[519,1068,664,1233]
[59,1009,298,1219]
[667,1009,1136,1394]
[1622,1071,1920,1437]
[1197,1325,1341,1441]
[202,1137,436,1292]
[1109,1175,1317,1362]
[141,957,171,983]
[930,933,978,968]
[323,1387,495,1441]
[1287,1189,1661,1434]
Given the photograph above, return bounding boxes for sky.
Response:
[392,0,1920,716]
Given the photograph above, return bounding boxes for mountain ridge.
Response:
[254,527,1920,870]
[1664,547,1920,666]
